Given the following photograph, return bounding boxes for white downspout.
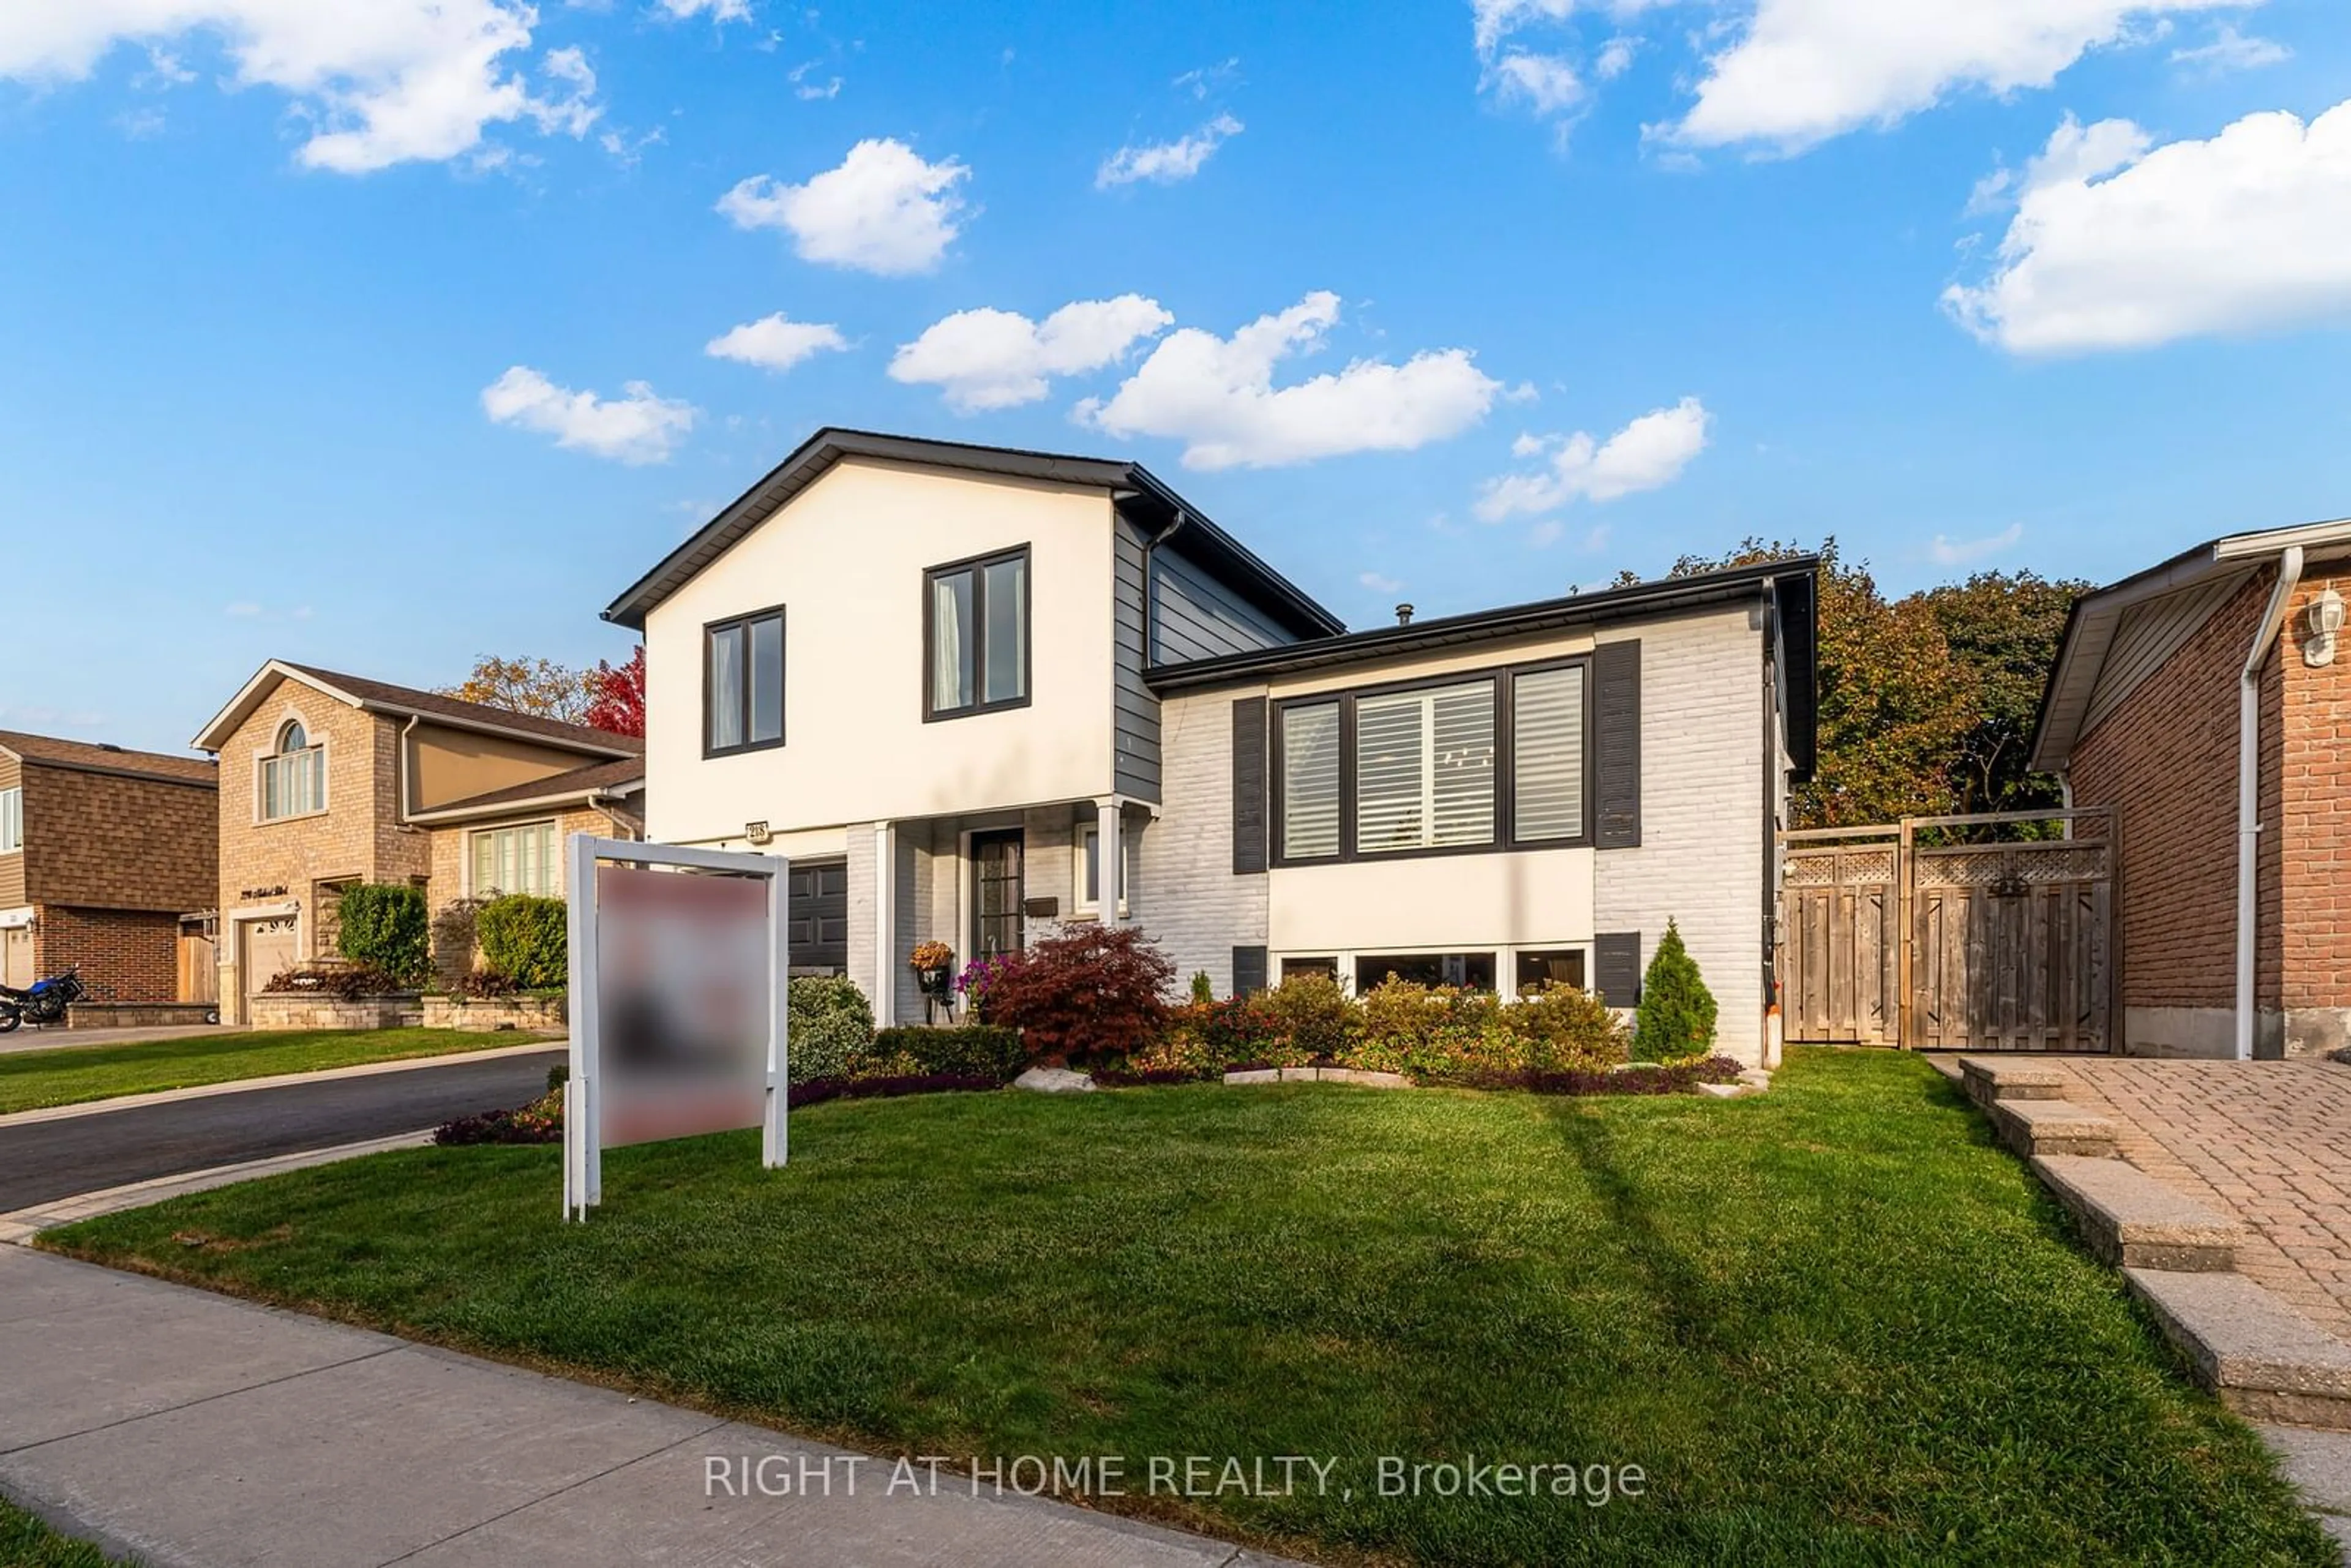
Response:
[2237,547,2304,1061]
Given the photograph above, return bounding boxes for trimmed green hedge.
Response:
[872,1024,1026,1082]
[335,883,429,985]
[788,976,875,1085]
[476,894,567,989]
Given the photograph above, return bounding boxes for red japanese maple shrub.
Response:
[980,923,1176,1065]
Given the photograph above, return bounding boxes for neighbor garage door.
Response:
[787,858,848,973]
[240,915,298,1020]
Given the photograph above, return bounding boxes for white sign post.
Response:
[564,835,789,1221]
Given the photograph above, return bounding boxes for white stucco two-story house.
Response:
[603,429,1818,1064]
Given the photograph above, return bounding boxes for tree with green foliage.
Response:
[1648,539,2087,828]
[334,883,429,986]
[1633,921,1717,1063]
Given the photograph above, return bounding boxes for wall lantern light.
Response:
[2306,587,2345,668]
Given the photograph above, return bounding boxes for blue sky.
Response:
[2,0,2348,755]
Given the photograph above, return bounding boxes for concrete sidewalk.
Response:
[0,1248,1295,1567]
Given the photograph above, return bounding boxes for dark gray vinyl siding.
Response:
[1152,546,1293,665]
[1112,514,1162,800]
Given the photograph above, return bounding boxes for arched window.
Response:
[260,717,325,820]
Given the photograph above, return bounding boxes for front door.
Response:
[971,830,1026,958]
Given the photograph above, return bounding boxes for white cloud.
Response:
[1929,523,2024,565]
[480,366,696,463]
[1945,101,2351,353]
[0,1,609,173]
[1488,52,1583,116]
[1475,398,1712,520]
[1472,0,1575,56]
[1171,58,1240,99]
[788,60,841,100]
[1076,291,1500,471]
[704,312,848,372]
[1359,571,1404,595]
[718,138,969,276]
[1670,1,2254,153]
[890,296,1172,413]
[2170,23,2289,72]
[653,0,752,20]
[1097,112,1243,188]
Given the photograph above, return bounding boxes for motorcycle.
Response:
[0,965,89,1032]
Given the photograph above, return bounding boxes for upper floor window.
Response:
[259,719,325,821]
[1272,657,1591,865]
[0,786,19,854]
[706,606,785,756]
[472,820,560,898]
[926,546,1029,719]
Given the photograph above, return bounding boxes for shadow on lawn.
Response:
[1531,1100,1727,1349]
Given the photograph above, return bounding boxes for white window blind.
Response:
[473,822,560,897]
[1280,702,1341,858]
[1512,665,1586,842]
[1355,681,1494,853]
[260,746,324,820]
[0,787,19,854]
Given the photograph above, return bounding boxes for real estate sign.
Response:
[563,835,787,1220]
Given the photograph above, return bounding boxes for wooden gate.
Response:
[1780,809,2114,1052]
[1782,831,1899,1045]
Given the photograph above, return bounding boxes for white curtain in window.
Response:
[1281,702,1342,858]
[1513,666,1586,841]
[708,626,745,750]
[473,823,560,897]
[932,574,972,710]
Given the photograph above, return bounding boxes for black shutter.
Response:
[1232,945,1269,996]
[1232,696,1268,874]
[1595,932,1642,1008]
[1594,638,1642,849]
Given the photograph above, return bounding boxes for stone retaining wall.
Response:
[247,992,423,1031]
[420,994,567,1033]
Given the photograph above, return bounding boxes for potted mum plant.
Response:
[910,940,956,999]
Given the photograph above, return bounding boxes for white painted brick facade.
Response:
[1592,606,1769,1063]
[1142,685,1270,996]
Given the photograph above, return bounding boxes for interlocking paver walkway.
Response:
[2057,1057,2351,1340]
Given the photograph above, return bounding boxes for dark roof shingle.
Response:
[282,664,642,756]
[0,731,219,787]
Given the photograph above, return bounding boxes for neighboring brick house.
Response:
[604,429,1820,1064]
[2031,519,2351,1059]
[192,662,643,1022]
[0,732,217,1005]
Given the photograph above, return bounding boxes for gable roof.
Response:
[403,757,646,825]
[1146,557,1821,780]
[2030,517,2351,775]
[0,731,219,789]
[192,660,643,759]
[599,427,1344,640]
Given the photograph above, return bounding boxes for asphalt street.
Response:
[0,1048,564,1211]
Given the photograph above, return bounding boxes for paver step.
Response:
[2127,1267,2351,1431]
[1990,1097,2118,1160]
[1958,1055,2071,1109]
[2031,1155,2246,1271]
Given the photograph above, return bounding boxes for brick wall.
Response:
[422,804,628,983]
[2068,573,2272,1011]
[34,904,181,1003]
[1591,606,1768,1062]
[2278,571,2351,1015]
[1143,686,1271,996]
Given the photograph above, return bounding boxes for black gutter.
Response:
[1144,557,1820,692]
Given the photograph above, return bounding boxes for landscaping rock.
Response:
[1697,1082,1753,1098]
[1223,1068,1280,1085]
[1014,1067,1095,1094]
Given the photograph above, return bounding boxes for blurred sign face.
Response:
[595,866,770,1148]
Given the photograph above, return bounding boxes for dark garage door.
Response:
[787,858,848,972]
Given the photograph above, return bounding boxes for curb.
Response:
[0,1039,564,1130]
[0,1128,439,1243]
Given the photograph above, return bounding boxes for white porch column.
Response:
[1095,798,1124,927]
[874,820,896,1027]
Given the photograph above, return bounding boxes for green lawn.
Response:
[39,1050,2333,1566]
[0,1498,124,1566]
[0,1029,551,1114]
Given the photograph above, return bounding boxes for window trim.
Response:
[921,544,1033,722]
[467,818,564,899]
[0,786,20,855]
[1074,822,1132,918]
[1269,654,1594,868]
[254,715,329,825]
[702,603,787,759]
